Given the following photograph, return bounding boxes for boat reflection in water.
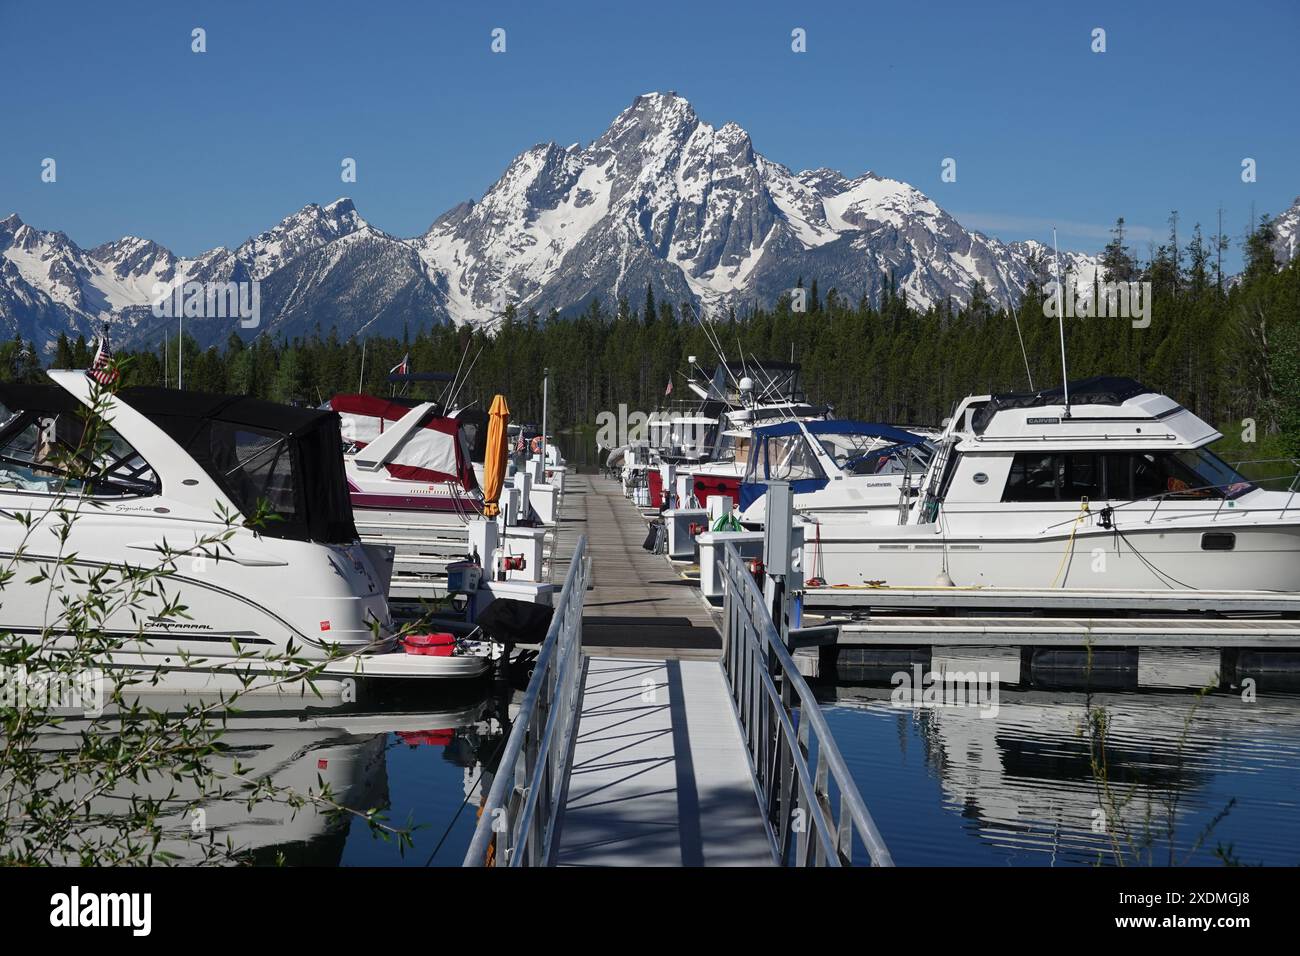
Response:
[817,662,1300,866]
[16,684,510,866]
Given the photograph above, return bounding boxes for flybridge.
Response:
[958,377,1222,450]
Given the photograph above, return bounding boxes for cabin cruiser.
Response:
[737,419,933,525]
[802,377,1300,591]
[609,359,830,507]
[327,394,486,529]
[0,372,490,686]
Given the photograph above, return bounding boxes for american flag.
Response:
[664,379,673,396]
[389,352,410,376]
[88,326,119,386]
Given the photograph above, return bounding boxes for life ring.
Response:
[529,437,544,454]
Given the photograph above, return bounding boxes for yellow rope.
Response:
[1048,497,1091,589]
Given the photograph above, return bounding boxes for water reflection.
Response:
[819,681,1300,866]
[15,683,511,866]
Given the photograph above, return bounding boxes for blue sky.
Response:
[1,0,1296,269]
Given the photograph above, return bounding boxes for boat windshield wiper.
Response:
[223,436,289,482]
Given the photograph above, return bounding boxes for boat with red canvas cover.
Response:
[328,394,485,529]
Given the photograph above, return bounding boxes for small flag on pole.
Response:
[88,324,119,386]
[664,379,673,396]
[389,352,410,376]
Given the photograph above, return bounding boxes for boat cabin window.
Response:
[731,435,751,468]
[208,422,297,520]
[675,423,716,457]
[1002,450,1254,502]
[0,404,159,498]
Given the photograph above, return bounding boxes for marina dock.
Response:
[466,473,891,868]
[548,476,771,865]
[555,475,719,658]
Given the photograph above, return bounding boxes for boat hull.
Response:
[804,521,1300,592]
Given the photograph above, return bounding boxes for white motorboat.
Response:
[0,372,490,685]
[803,377,1300,591]
[736,419,934,525]
[327,393,486,529]
[635,359,831,507]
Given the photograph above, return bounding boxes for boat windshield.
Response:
[0,404,159,497]
[749,433,826,483]
[816,433,932,476]
[1167,448,1256,499]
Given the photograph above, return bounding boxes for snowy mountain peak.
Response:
[236,199,368,277]
[30,92,1290,350]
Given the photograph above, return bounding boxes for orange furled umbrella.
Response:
[481,394,510,518]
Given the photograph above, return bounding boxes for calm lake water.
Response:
[56,672,1296,866]
[818,684,1300,867]
[325,676,1299,867]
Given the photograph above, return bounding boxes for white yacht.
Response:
[0,372,490,686]
[737,419,933,525]
[803,377,1300,591]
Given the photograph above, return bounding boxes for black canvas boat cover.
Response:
[0,382,85,415]
[0,382,357,543]
[971,376,1155,434]
[117,387,358,544]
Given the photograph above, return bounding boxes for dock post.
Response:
[763,480,797,703]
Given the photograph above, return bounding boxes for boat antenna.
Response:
[445,343,485,413]
[690,303,741,393]
[1009,299,1035,391]
[358,338,367,393]
[441,334,474,407]
[1052,227,1070,417]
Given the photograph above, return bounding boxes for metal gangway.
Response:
[718,541,893,866]
[464,520,892,866]
[463,535,591,867]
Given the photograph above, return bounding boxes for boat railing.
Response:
[463,535,589,867]
[1028,466,1300,533]
[719,541,894,867]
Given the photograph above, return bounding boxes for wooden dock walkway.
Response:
[549,475,774,866]
[552,475,721,659]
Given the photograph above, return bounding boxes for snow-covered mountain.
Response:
[1271,196,1300,265]
[411,93,1099,324]
[14,91,1288,352]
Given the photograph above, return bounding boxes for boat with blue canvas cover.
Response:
[737,419,934,526]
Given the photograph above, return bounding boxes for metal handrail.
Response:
[463,535,589,867]
[719,542,894,866]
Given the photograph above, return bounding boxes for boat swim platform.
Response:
[546,475,773,866]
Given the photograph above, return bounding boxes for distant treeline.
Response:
[9,215,1299,455]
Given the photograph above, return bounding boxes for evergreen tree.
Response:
[1101,217,1138,282]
